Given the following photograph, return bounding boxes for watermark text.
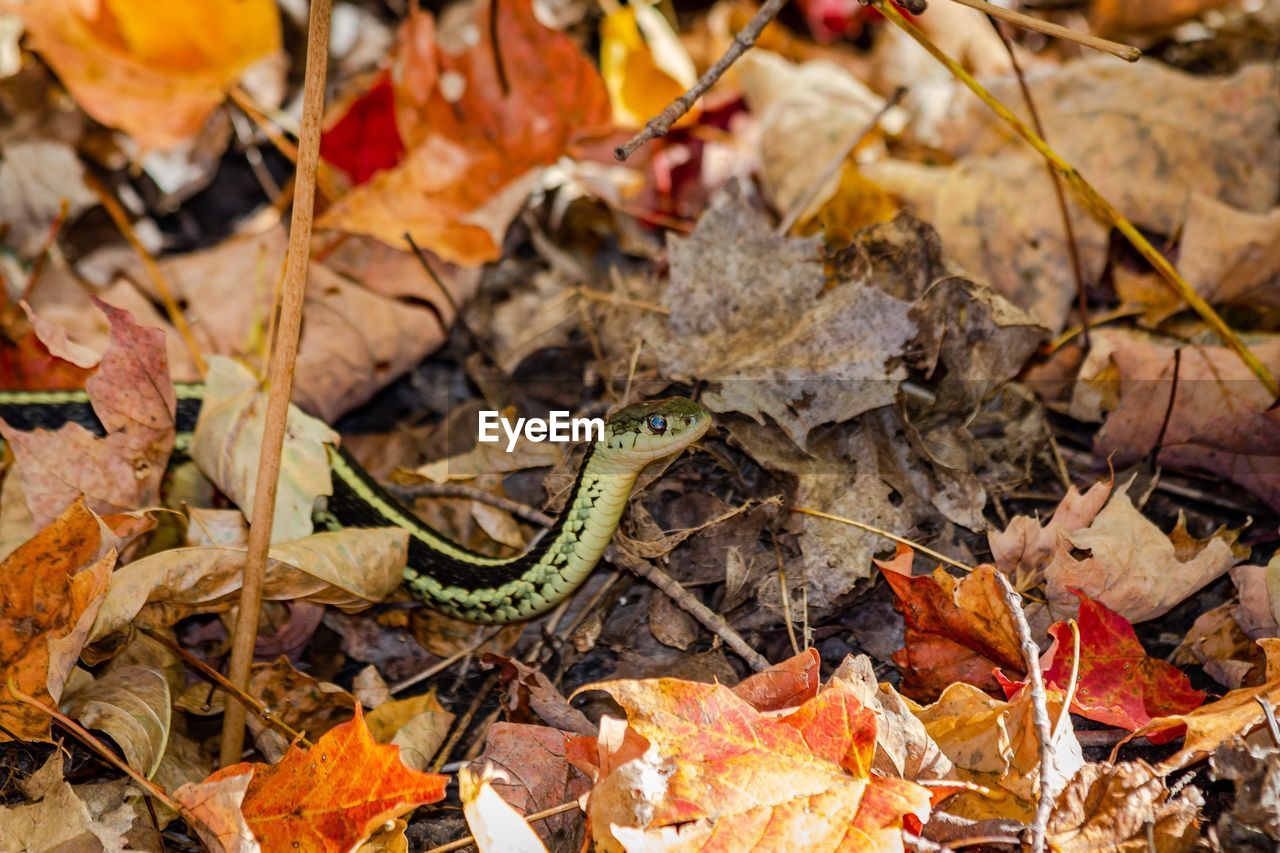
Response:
[478,411,605,452]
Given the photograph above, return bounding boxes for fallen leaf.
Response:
[17,0,281,150]
[473,722,591,849]
[88,526,408,641]
[460,764,550,853]
[579,677,932,851]
[600,1,697,129]
[1001,590,1204,738]
[485,654,596,736]
[1179,195,1280,309]
[365,690,454,772]
[206,706,447,851]
[0,753,134,851]
[730,646,821,712]
[173,771,257,853]
[1212,740,1280,848]
[319,0,612,264]
[1047,761,1202,852]
[320,71,405,186]
[1174,603,1264,690]
[988,479,1112,590]
[1044,480,1243,623]
[1090,0,1237,35]
[61,662,171,776]
[0,498,114,741]
[1232,561,1279,640]
[190,356,336,543]
[878,547,1023,701]
[0,300,175,526]
[0,140,96,256]
[1132,638,1280,772]
[248,657,357,763]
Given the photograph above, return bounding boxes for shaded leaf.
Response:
[473,722,591,849]
[0,753,134,851]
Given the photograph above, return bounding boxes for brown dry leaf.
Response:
[1047,762,1202,852]
[460,764,550,853]
[17,0,281,150]
[474,723,591,850]
[0,498,114,741]
[173,771,256,853]
[646,191,916,449]
[988,479,1112,590]
[0,140,97,256]
[414,435,563,484]
[485,654,596,735]
[1174,603,1263,689]
[61,661,171,776]
[190,356,337,543]
[319,0,612,265]
[88,526,408,641]
[1133,638,1280,772]
[1212,740,1280,848]
[365,690,454,771]
[1179,195,1280,308]
[248,657,357,763]
[0,300,175,526]
[1044,480,1243,623]
[911,681,1082,819]
[1232,561,1279,639]
[866,61,1279,331]
[1090,0,1237,35]
[0,753,135,851]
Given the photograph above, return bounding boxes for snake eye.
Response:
[646,414,667,434]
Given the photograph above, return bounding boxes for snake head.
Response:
[603,397,712,467]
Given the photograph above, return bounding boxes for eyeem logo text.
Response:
[478,411,605,452]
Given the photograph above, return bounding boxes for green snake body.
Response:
[0,385,710,623]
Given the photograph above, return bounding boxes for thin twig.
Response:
[776,88,905,235]
[84,175,206,377]
[989,17,1090,351]
[430,672,501,773]
[7,679,187,817]
[22,198,69,302]
[1257,697,1280,746]
[791,506,973,573]
[139,627,311,747]
[992,572,1057,853]
[870,0,1278,397]
[220,0,332,767]
[424,800,581,853]
[1052,619,1080,745]
[903,832,957,853]
[392,626,508,695]
[610,546,770,672]
[614,0,788,161]
[948,0,1141,60]
[386,481,554,527]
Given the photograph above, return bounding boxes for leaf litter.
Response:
[1,0,1280,850]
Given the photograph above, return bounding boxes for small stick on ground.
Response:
[610,546,771,672]
[949,0,1141,61]
[614,0,788,161]
[430,671,502,773]
[424,800,581,853]
[992,571,1058,853]
[386,481,554,527]
[219,0,332,767]
[1258,697,1280,746]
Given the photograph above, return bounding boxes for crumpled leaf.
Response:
[0,752,135,852]
[1044,480,1243,623]
[1212,740,1280,848]
[0,300,176,526]
[16,0,281,150]
[459,764,550,853]
[999,590,1204,739]
[173,771,258,853]
[1131,638,1280,772]
[485,654,595,736]
[473,722,591,849]
[866,61,1279,331]
[88,526,408,641]
[731,647,821,712]
[204,706,447,852]
[578,676,933,852]
[61,662,171,777]
[1173,602,1264,690]
[600,1,697,130]
[648,191,917,449]
[191,356,336,542]
[319,0,612,265]
[0,498,114,741]
[1047,761,1201,852]
[365,690,454,772]
[988,479,1112,590]
[878,545,1023,701]
[248,657,357,763]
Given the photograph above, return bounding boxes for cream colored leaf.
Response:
[61,664,171,777]
[460,765,550,853]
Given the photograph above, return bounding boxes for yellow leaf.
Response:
[600,3,698,130]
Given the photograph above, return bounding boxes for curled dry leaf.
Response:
[485,654,596,736]
[319,0,612,265]
[1173,603,1263,690]
[1047,761,1201,852]
[203,706,447,852]
[191,356,336,543]
[0,300,175,527]
[173,771,257,853]
[459,764,550,853]
[88,526,409,642]
[730,646,821,712]
[877,545,1023,701]
[1044,480,1243,623]
[1212,740,1280,848]
[0,753,134,852]
[0,498,114,741]
[17,0,281,150]
[988,479,1112,590]
[61,662,171,776]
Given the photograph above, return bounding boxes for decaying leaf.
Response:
[473,722,591,849]
[878,546,1023,701]
[191,356,337,543]
[1213,740,1280,849]
[17,0,281,150]
[0,300,176,526]
[204,707,447,851]
[459,764,551,853]
[61,661,172,776]
[365,690,454,772]
[988,479,1112,590]
[248,657,357,763]
[0,752,135,851]
[0,498,114,741]
[1047,761,1201,852]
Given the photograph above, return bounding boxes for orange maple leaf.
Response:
[202,706,446,851]
[877,544,1024,700]
[731,646,822,712]
[580,677,932,852]
[0,498,114,741]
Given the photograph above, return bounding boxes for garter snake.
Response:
[0,385,711,623]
